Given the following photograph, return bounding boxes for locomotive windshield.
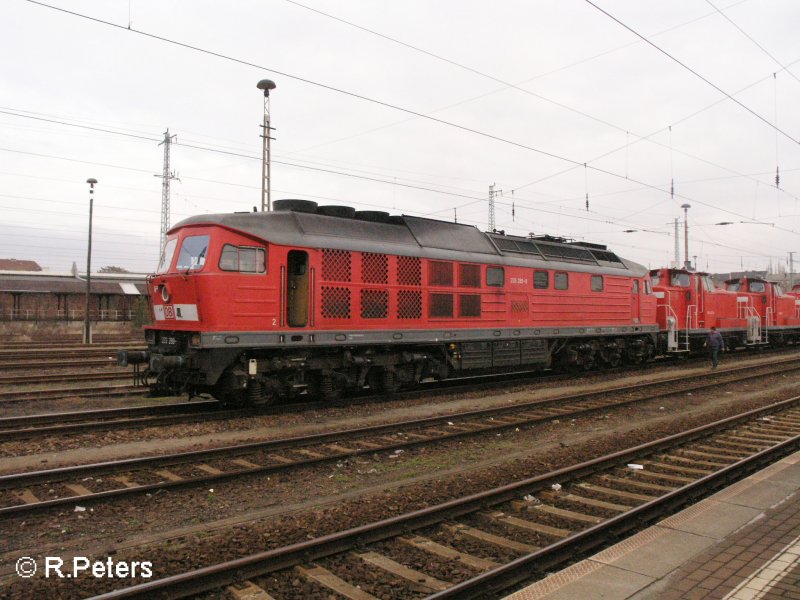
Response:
[670,272,690,287]
[176,235,210,271]
[157,238,177,274]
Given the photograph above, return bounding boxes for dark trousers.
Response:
[710,348,720,368]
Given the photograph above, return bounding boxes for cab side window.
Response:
[219,244,266,273]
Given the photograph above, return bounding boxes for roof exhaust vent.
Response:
[355,210,391,223]
[273,199,318,213]
[316,205,356,218]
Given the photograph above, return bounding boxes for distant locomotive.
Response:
[119,200,661,405]
[650,268,800,353]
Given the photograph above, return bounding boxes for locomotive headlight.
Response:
[161,284,171,303]
[190,334,201,347]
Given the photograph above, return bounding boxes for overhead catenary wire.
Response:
[23,0,799,228]
[282,0,799,213]
[584,0,800,146]
[704,0,800,86]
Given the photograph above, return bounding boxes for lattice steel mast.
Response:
[157,129,178,251]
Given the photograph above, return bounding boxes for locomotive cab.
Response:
[724,277,800,330]
[650,268,742,352]
[119,224,273,399]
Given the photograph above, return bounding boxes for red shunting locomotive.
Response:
[118,200,660,405]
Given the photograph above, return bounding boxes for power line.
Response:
[584,0,800,145]
[704,0,800,85]
[285,0,795,204]
[15,4,800,232]
[27,0,781,211]
[0,109,489,203]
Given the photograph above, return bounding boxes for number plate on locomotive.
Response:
[160,335,179,347]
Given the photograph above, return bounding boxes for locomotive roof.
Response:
[172,209,648,277]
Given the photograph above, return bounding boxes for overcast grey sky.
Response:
[2,0,799,274]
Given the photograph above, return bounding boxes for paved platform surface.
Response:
[504,450,800,600]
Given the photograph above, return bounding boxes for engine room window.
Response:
[750,281,766,293]
[632,279,639,294]
[487,267,504,287]
[157,238,177,273]
[176,235,210,271]
[555,272,568,290]
[219,245,266,273]
[591,275,604,292]
[645,280,652,294]
[670,272,690,287]
[533,271,549,289]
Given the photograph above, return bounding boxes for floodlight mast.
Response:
[257,79,276,212]
[681,203,691,270]
[84,178,98,344]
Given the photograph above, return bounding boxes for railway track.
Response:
[0,347,143,363]
[84,396,800,600]
[0,358,116,371]
[0,370,130,386]
[0,383,141,404]
[0,358,796,518]
[0,400,231,441]
[0,339,139,350]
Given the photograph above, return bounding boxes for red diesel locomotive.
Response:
[650,268,800,352]
[119,200,660,404]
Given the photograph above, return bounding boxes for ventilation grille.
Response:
[536,242,594,262]
[397,256,421,286]
[590,249,623,264]
[362,253,388,284]
[397,290,422,319]
[511,296,529,314]
[492,237,541,255]
[322,249,351,282]
[361,289,389,319]
[430,261,454,286]
[321,286,351,319]
[429,293,454,318]
[459,264,481,288]
[459,294,481,317]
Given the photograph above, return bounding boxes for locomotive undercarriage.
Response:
[120,331,659,406]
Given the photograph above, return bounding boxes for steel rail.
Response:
[85,396,800,600]
[0,360,796,516]
[0,400,224,441]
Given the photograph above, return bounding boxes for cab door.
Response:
[631,279,641,323]
[287,250,309,327]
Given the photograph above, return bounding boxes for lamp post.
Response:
[83,178,97,344]
[257,79,276,212]
[681,203,691,270]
